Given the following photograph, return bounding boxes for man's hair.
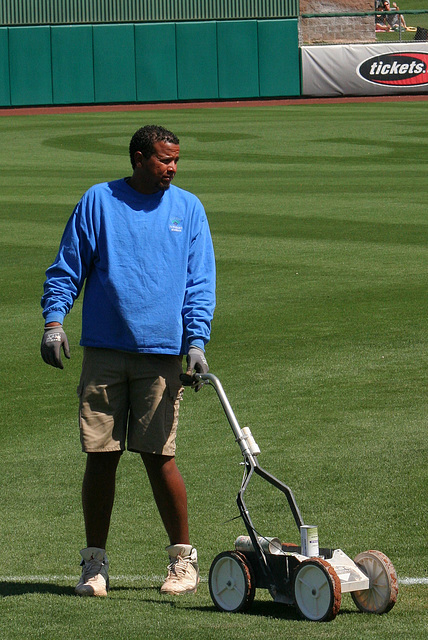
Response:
[129,125,179,168]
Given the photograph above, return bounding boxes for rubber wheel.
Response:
[208,551,256,613]
[351,550,398,614]
[293,557,341,622]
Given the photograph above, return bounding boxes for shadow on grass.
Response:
[0,581,76,596]
[135,593,361,620]
[109,586,301,619]
[245,601,360,620]
[0,582,361,621]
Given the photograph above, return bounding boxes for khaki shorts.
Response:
[77,348,183,456]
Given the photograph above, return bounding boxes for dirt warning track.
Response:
[1,93,428,116]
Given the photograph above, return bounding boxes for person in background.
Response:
[382,0,408,30]
[375,0,391,30]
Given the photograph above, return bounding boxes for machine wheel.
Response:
[351,550,398,614]
[208,551,256,613]
[293,557,341,622]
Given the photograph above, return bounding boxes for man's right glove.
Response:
[41,325,70,369]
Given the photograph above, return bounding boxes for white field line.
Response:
[398,577,428,586]
[0,575,426,585]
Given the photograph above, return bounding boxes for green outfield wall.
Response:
[0,19,300,106]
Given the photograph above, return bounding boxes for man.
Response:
[40,125,216,597]
[380,0,407,31]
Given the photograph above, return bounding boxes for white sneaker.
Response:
[75,547,109,597]
[160,544,199,595]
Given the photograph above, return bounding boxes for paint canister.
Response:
[300,525,319,557]
[234,535,283,555]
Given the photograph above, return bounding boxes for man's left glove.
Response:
[186,346,209,391]
[41,325,70,369]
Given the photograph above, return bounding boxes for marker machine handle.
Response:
[181,371,305,530]
[181,372,258,460]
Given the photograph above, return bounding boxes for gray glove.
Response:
[41,325,70,369]
[186,345,209,392]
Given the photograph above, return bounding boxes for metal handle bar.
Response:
[182,371,305,531]
[181,372,258,460]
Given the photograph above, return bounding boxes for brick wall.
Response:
[300,0,376,44]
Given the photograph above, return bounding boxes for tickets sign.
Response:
[358,52,428,87]
[301,43,428,96]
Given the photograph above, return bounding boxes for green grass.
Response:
[0,102,427,638]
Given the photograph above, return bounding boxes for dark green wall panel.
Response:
[258,20,300,97]
[3,19,301,107]
[51,26,95,104]
[93,24,136,103]
[0,28,10,106]
[176,22,218,100]
[217,21,259,99]
[9,26,52,105]
[135,23,178,102]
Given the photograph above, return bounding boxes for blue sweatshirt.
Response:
[41,179,216,354]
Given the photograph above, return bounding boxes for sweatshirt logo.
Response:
[169,217,183,233]
[357,52,428,86]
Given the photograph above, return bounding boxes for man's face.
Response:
[134,140,180,193]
